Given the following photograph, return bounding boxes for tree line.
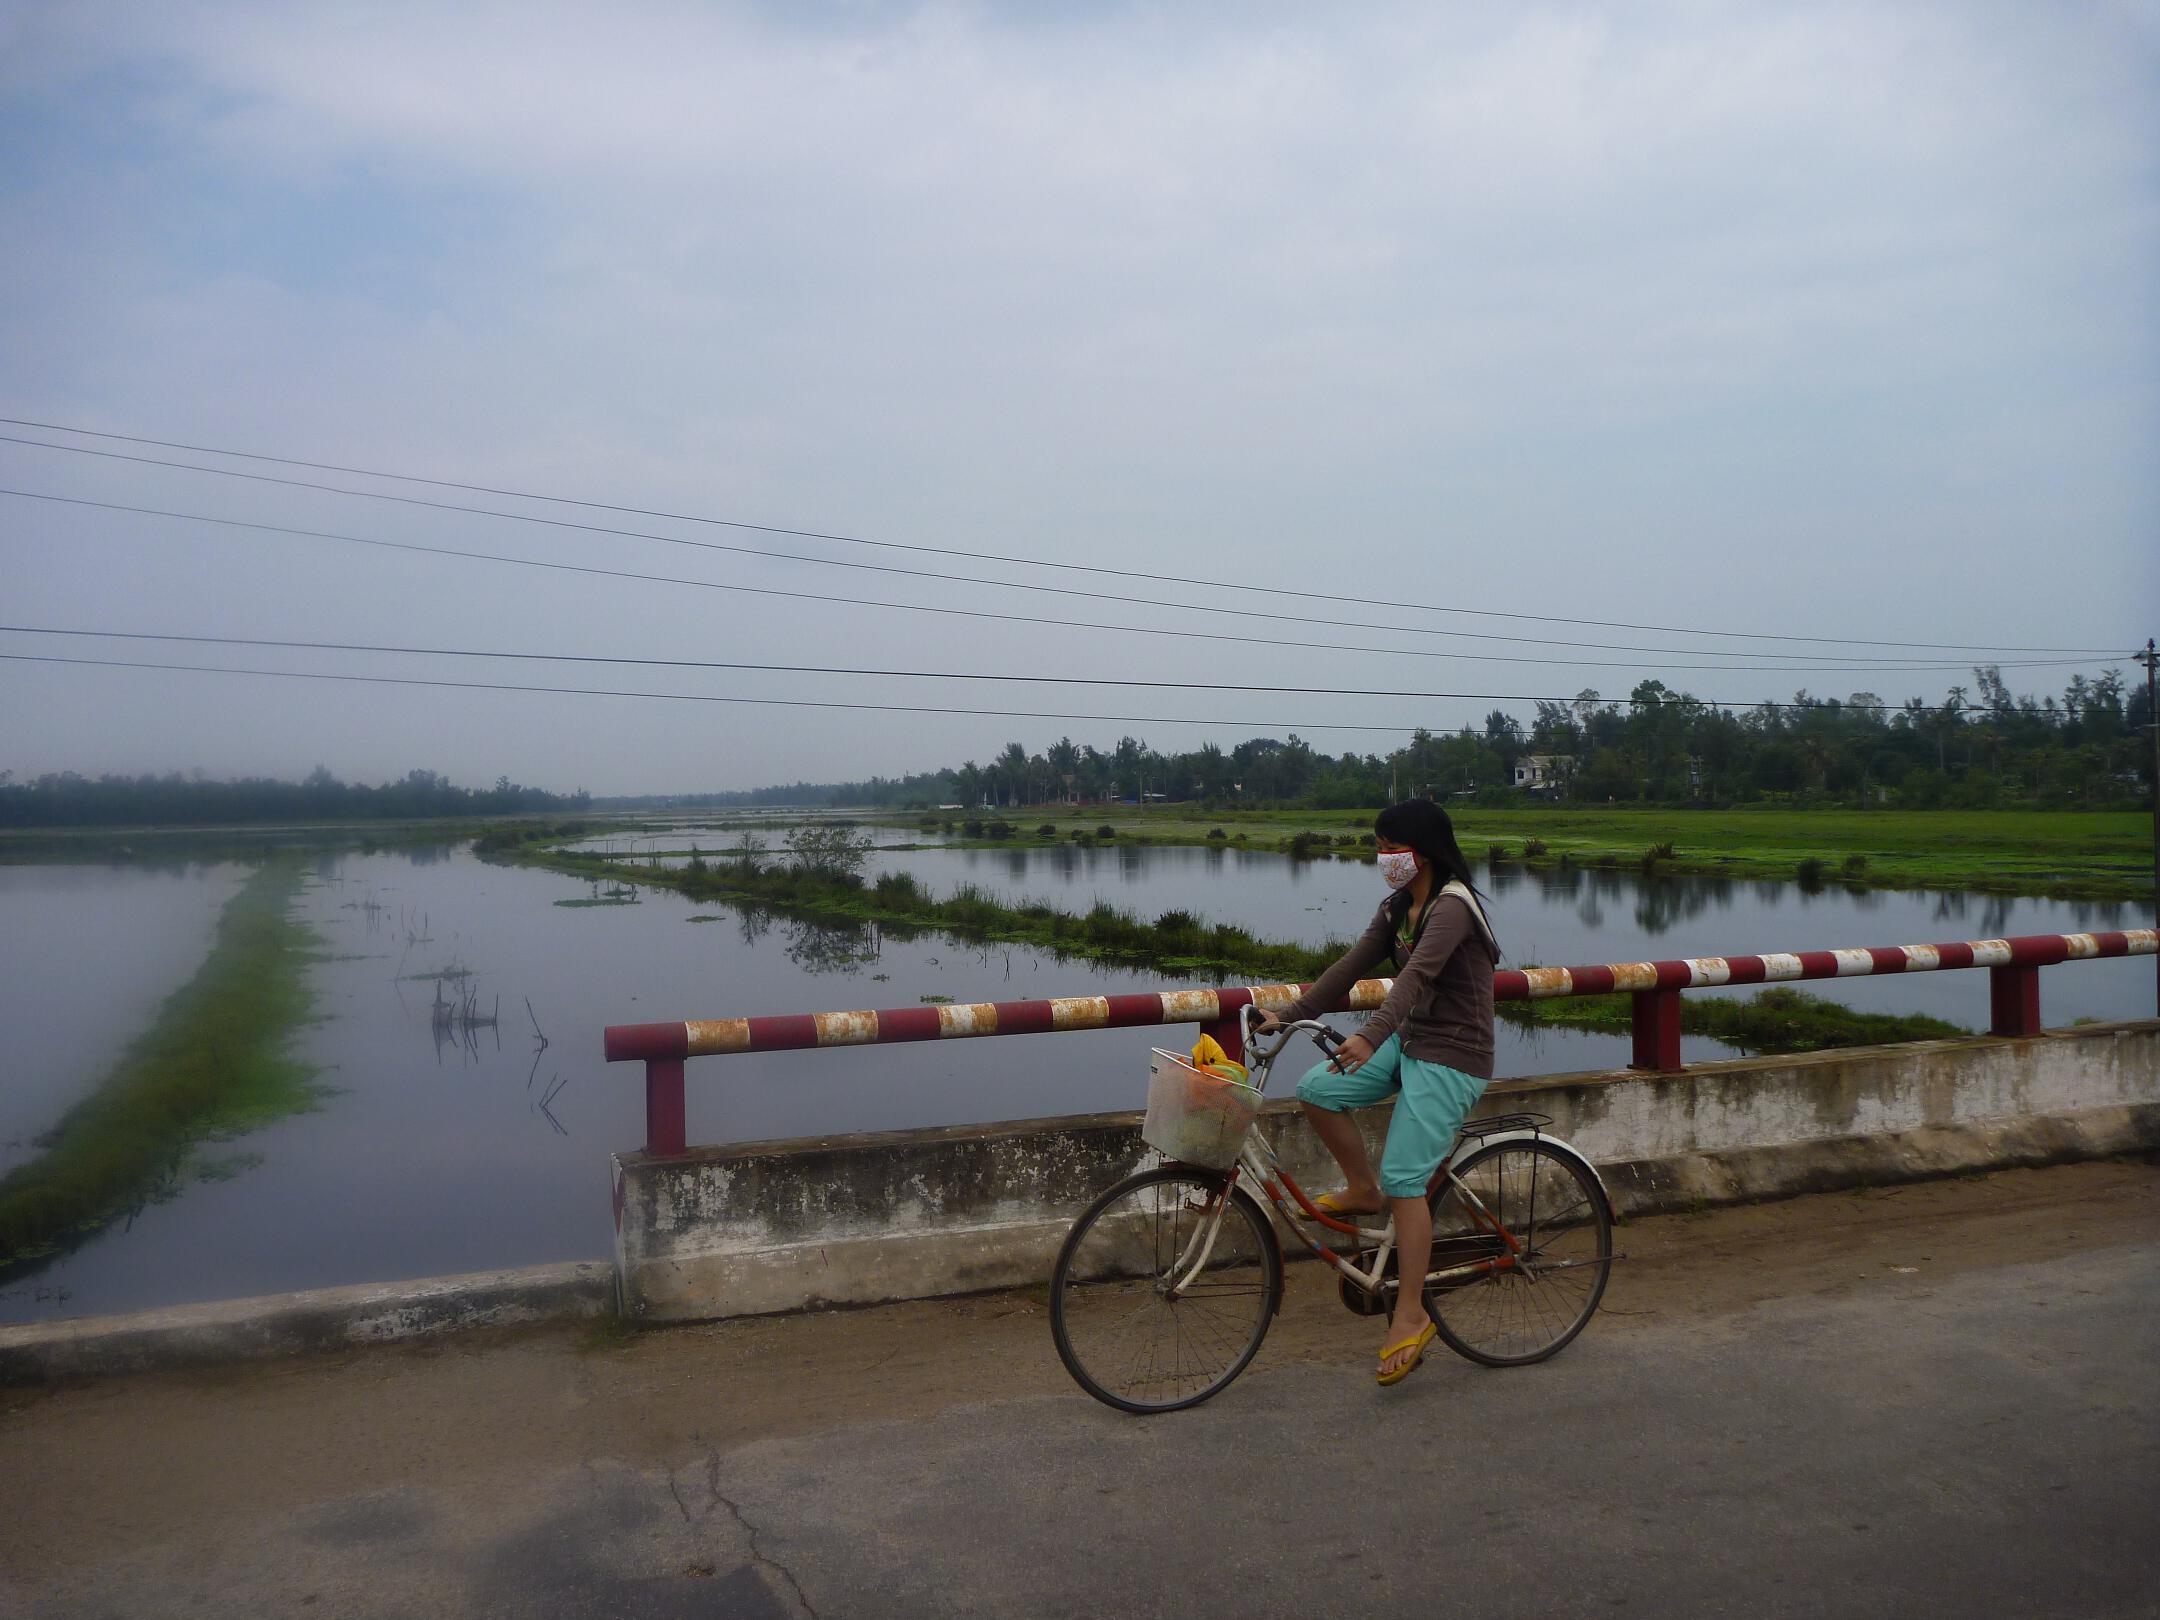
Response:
[0,767,589,828]
[6,666,2146,826]
[654,666,2155,812]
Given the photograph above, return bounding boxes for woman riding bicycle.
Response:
[1253,798,1498,1385]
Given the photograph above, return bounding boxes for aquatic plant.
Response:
[1503,986,1966,1055]
[0,861,328,1275]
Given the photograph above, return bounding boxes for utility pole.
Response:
[2140,638,2160,1015]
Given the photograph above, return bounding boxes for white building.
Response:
[1513,754,1571,792]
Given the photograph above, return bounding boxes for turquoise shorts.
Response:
[1295,1034,1488,1199]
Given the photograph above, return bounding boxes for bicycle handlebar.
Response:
[1239,1004,1344,1066]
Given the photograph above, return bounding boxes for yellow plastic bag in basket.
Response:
[1189,1032,1249,1083]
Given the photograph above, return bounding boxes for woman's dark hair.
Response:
[1373,799,1490,943]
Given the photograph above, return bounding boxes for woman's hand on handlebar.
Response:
[1328,1032,1375,1074]
[1248,1008,1284,1035]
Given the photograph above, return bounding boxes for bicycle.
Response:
[1049,1005,1615,1413]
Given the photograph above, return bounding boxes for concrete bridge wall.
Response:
[611,1019,2160,1322]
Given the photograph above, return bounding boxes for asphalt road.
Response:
[3,1161,2155,1619]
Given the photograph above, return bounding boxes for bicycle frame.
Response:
[1159,1014,1550,1304]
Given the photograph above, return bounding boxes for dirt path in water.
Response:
[2,1157,2153,1574]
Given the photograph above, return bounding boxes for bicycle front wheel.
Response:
[1050,1166,1282,1413]
[1426,1138,1612,1367]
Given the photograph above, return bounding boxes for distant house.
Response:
[1513,754,1571,793]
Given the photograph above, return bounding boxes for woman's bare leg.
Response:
[1382,1192,1435,1378]
[1299,1102,1385,1213]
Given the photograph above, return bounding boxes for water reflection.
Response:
[1632,875,1728,937]
[861,840,2151,1011]
[784,917,884,975]
[3,837,2149,1325]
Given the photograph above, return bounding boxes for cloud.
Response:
[1,0,2153,790]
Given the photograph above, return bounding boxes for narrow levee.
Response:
[0,859,327,1281]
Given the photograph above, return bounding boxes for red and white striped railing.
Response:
[604,928,2157,1155]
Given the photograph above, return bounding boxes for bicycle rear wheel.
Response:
[1050,1166,1282,1413]
[1425,1137,1612,1367]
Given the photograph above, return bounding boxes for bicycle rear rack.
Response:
[1458,1110,1552,1139]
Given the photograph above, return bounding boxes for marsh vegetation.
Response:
[0,861,328,1275]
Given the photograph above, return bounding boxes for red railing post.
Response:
[1201,987,1254,1065]
[646,1058,688,1156]
[1989,964,2043,1038]
[1630,988,1683,1071]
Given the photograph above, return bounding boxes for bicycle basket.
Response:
[1141,1050,1263,1171]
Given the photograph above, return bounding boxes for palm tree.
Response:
[1079,746,1110,801]
[1048,737,1081,803]
[1193,740,1232,798]
[996,741,1030,807]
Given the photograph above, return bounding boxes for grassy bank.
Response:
[847,806,2151,901]
[503,835,1972,1055]
[1501,986,1968,1054]
[518,840,1349,981]
[0,860,328,1275]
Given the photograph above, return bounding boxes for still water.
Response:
[0,861,250,1177]
[1,838,2148,1322]
[861,842,2149,1027]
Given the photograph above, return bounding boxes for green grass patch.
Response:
[503,832,2010,1065]
[1501,985,1969,1054]
[847,805,2152,900]
[515,840,1978,1060]
[507,842,1348,983]
[0,860,331,1275]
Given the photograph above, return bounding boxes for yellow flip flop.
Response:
[1376,1321,1437,1386]
[1301,1191,1385,1223]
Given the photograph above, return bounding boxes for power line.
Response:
[0,623,1901,710]
[0,436,2034,667]
[0,651,1509,735]
[0,418,2129,659]
[2,489,2119,677]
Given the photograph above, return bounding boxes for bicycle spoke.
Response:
[1052,1170,1281,1412]
[1424,1141,1611,1367]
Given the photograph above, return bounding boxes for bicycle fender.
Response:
[1445,1130,1611,1207]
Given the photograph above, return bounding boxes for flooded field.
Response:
[2,831,2149,1323]
[0,860,250,1178]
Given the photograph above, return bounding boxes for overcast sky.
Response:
[3,0,2155,795]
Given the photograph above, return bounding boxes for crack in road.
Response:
[664,1468,693,1527]
[678,1442,820,1620]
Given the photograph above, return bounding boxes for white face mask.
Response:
[1376,849,1419,890]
